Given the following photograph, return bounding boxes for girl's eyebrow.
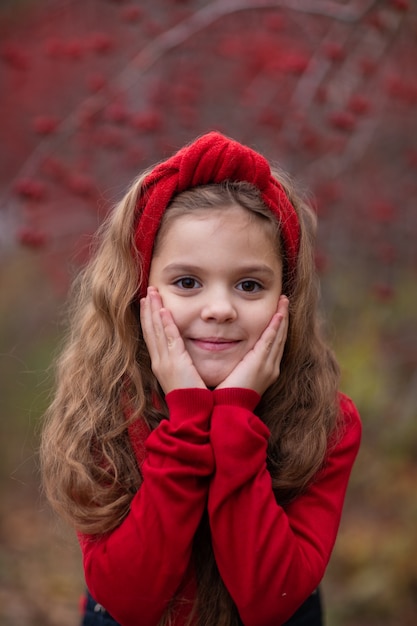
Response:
[161,263,201,275]
[161,263,277,277]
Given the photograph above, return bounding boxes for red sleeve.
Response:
[208,389,361,626]
[78,388,214,626]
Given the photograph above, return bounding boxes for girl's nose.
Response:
[200,289,237,323]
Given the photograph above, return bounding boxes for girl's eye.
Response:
[175,277,201,290]
[237,280,263,293]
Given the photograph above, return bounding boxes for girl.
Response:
[41,131,361,626]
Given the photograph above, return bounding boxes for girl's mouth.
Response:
[190,338,241,352]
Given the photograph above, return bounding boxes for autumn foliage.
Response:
[1,0,416,292]
[0,1,416,625]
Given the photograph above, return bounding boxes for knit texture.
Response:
[79,390,361,626]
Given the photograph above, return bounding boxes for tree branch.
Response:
[124,0,379,80]
[0,0,381,214]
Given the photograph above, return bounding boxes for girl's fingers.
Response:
[141,288,171,356]
[216,295,289,394]
[259,297,289,360]
[159,307,183,350]
[157,306,186,360]
[140,287,206,393]
[263,298,289,367]
[149,288,167,347]
[140,293,157,357]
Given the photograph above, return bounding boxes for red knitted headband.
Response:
[134,131,300,297]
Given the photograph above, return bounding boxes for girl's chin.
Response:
[198,366,234,389]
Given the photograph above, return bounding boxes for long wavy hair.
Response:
[41,167,340,626]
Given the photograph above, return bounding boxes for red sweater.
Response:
[79,388,361,626]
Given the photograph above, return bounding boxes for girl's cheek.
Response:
[158,294,180,324]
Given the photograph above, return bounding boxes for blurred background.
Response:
[0,0,416,624]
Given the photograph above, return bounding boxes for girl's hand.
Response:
[140,287,206,394]
[216,295,289,396]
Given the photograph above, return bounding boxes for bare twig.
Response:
[303,10,406,180]
[122,0,378,81]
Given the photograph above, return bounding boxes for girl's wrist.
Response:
[213,387,261,411]
[165,387,214,423]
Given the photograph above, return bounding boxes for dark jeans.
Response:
[81,587,323,626]
[81,592,119,626]
[282,588,323,625]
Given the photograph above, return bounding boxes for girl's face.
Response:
[148,204,283,388]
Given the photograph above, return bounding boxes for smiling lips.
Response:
[189,338,241,352]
